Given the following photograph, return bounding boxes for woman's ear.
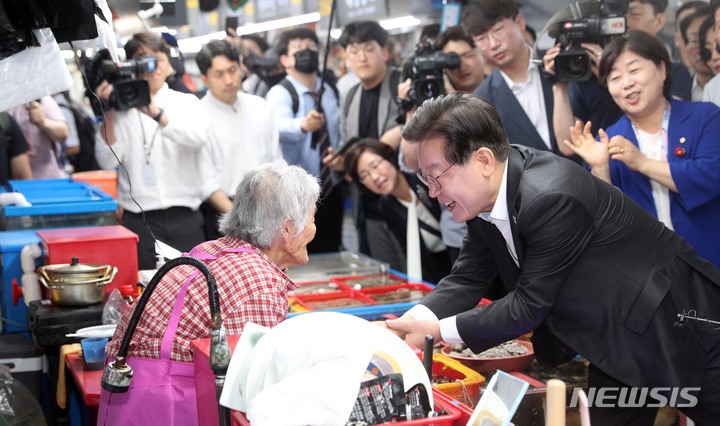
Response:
[281,218,295,242]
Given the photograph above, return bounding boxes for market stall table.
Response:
[65,351,101,425]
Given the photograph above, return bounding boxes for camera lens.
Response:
[556,51,592,82]
[421,81,439,98]
[119,84,141,104]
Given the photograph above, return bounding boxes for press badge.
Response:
[144,162,157,186]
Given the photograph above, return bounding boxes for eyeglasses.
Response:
[473,21,511,48]
[358,159,386,182]
[345,42,380,59]
[416,163,455,190]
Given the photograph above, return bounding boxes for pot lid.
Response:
[40,258,109,276]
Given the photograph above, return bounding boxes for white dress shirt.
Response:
[95,84,213,213]
[499,61,552,150]
[201,91,282,196]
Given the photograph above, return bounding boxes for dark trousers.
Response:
[200,201,224,241]
[588,345,720,426]
[307,184,344,254]
[122,207,205,270]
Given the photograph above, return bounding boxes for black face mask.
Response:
[293,49,319,74]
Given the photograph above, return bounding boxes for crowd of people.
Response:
[2,1,720,424]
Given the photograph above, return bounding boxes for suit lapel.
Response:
[489,72,549,152]
[505,148,525,265]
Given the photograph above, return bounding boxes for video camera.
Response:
[551,0,628,82]
[402,38,460,107]
[243,49,287,88]
[84,49,157,114]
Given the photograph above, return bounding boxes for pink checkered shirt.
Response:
[106,236,297,363]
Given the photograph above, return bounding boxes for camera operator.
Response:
[545,0,693,150]
[433,26,486,95]
[95,32,221,270]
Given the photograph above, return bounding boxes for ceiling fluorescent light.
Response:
[235,12,321,36]
[379,15,421,31]
[177,31,226,54]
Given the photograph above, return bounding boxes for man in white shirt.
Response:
[464,0,560,155]
[95,32,222,269]
[196,40,283,239]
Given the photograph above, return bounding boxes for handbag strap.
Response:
[159,246,254,360]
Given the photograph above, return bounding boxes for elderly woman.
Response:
[565,30,720,268]
[99,162,320,425]
[344,139,451,284]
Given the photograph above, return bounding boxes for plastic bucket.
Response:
[72,170,118,199]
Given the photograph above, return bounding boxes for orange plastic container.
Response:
[71,170,118,199]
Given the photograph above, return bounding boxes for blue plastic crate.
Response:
[1,179,117,231]
[0,230,41,334]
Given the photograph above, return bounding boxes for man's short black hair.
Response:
[275,28,320,56]
[434,26,476,51]
[196,40,240,75]
[124,32,171,59]
[632,0,669,15]
[339,21,388,48]
[461,0,519,37]
[240,34,269,53]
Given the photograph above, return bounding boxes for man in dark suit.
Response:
[463,0,559,155]
[387,93,720,425]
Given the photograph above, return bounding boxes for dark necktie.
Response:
[310,91,332,196]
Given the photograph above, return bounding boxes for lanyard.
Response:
[630,101,671,160]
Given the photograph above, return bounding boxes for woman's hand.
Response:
[322,147,346,173]
[607,135,645,171]
[564,120,609,169]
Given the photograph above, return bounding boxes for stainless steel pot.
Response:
[38,257,117,307]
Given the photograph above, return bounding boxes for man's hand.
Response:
[95,81,114,102]
[301,110,325,133]
[385,317,441,349]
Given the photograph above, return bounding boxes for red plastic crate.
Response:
[360,283,434,305]
[337,273,410,290]
[291,290,376,311]
[288,280,351,296]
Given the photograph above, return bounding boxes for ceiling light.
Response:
[379,15,421,31]
[235,12,321,36]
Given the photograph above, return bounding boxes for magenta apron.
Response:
[97,246,253,426]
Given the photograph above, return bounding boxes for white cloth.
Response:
[404,191,423,281]
[703,74,720,106]
[691,75,704,102]
[95,84,214,212]
[499,61,552,150]
[239,313,432,425]
[637,129,673,230]
[201,91,282,196]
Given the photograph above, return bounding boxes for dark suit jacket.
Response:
[474,68,558,154]
[421,145,720,389]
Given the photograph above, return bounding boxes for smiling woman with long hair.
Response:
[344,139,452,283]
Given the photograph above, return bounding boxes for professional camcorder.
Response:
[551,0,628,82]
[243,50,287,88]
[402,39,460,107]
[84,49,157,114]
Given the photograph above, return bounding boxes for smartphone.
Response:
[331,136,362,160]
[225,17,239,35]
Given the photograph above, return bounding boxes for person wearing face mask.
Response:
[265,28,344,253]
[95,32,225,270]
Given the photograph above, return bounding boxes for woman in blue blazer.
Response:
[344,139,451,284]
[566,31,720,268]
